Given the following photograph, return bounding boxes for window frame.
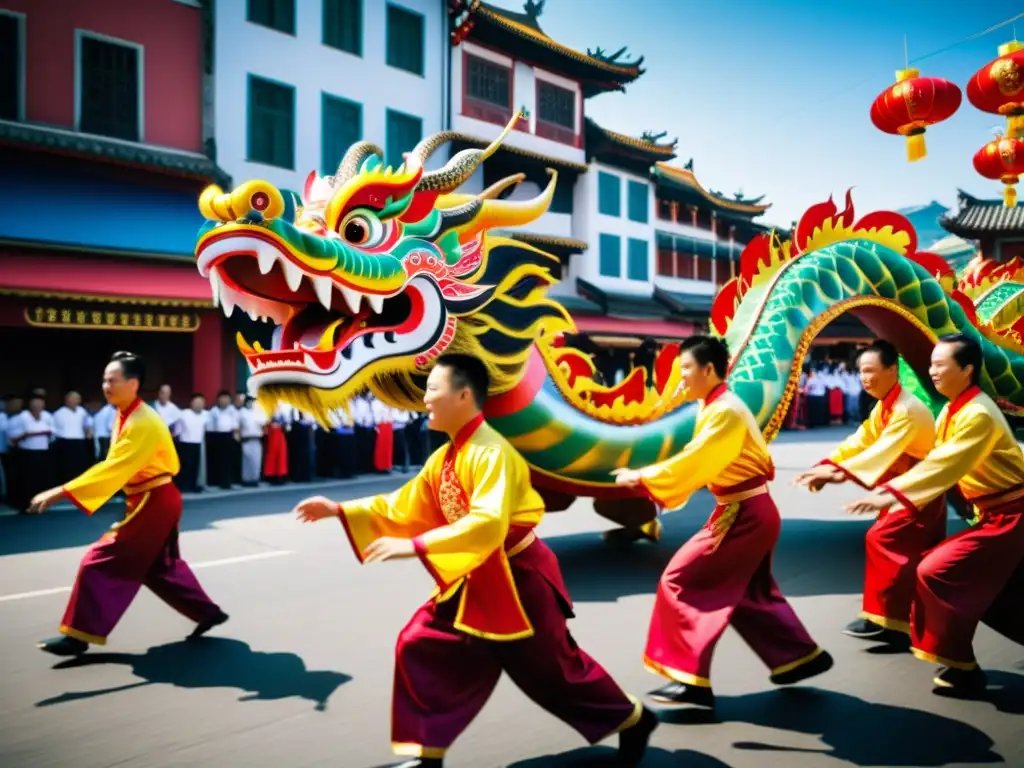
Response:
[246,0,296,36]
[385,107,423,168]
[321,92,363,176]
[385,2,425,77]
[0,9,26,122]
[73,29,145,142]
[598,233,622,278]
[627,180,649,224]
[246,73,296,170]
[323,0,362,56]
[597,171,621,218]
[627,237,649,281]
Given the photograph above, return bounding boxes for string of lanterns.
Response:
[871,40,1024,207]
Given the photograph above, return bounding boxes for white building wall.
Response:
[576,161,655,297]
[214,0,445,193]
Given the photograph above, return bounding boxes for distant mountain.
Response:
[897,201,950,249]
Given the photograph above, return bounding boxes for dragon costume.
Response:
[193,115,1024,541]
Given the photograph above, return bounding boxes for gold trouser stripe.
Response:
[770,647,823,676]
[910,646,978,671]
[643,655,712,687]
[860,611,911,634]
[392,742,446,759]
[60,624,107,645]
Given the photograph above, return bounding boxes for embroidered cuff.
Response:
[336,504,365,563]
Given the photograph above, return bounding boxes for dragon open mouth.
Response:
[196,230,445,392]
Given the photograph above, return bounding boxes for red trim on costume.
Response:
[413,535,452,590]
[484,348,546,418]
[61,487,93,516]
[879,483,919,515]
[336,504,365,563]
[880,383,902,424]
[819,458,870,490]
[704,383,728,405]
[942,385,981,440]
[452,413,484,452]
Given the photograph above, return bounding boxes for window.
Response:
[386,4,424,76]
[77,34,142,142]
[385,109,422,168]
[627,180,648,224]
[466,55,510,108]
[599,234,621,278]
[627,238,649,281]
[247,0,295,35]
[324,0,361,55]
[537,81,574,130]
[321,94,362,176]
[0,12,23,120]
[597,171,620,217]
[247,75,295,169]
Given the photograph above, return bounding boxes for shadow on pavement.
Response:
[548,500,872,603]
[0,476,410,557]
[933,669,1024,715]
[34,637,350,711]
[662,687,1004,766]
[504,746,731,766]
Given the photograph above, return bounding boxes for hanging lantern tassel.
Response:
[1002,175,1019,207]
[903,128,927,162]
[1008,114,1024,140]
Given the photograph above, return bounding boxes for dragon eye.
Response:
[338,210,385,247]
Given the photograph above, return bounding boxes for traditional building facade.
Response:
[211,0,446,193]
[0,0,232,405]
[942,190,1024,297]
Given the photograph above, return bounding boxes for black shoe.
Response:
[646,681,716,709]
[770,650,834,685]
[933,666,987,693]
[38,636,89,656]
[188,610,229,640]
[389,760,442,768]
[617,705,659,766]
[843,618,886,638]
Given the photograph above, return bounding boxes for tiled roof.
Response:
[0,119,231,187]
[653,162,770,216]
[941,190,1024,236]
[653,287,715,315]
[452,1,644,97]
[576,278,670,318]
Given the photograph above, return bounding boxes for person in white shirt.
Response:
[177,394,208,492]
[263,403,291,485]
[286,407,315,482]
[238,397,267,486]
[153,385,183,436]
[206,391,239,489]
[804,367,828,427]
[391,408,412,472]
[52,390,94,484]
[7,394,55,513]
[91,402,117,461]
[350,392,375,475]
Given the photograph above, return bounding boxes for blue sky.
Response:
[487,0,1024,227]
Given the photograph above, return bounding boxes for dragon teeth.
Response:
[246,307,259,321]
[312,276,334,311]
[339,286,361,314]
[366,294,384,314]
[281,259,304,292]
[221,289,236,318]
[209,268,222,307]
[257,244,278,275]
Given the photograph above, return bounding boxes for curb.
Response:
[0,470,419,518]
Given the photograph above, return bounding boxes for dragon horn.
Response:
[334,141,384,186]
[415,111,523,193]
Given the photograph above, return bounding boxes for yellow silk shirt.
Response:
[338,414,546,639]
[62,400,180,514]
[823,385,936,488]
[881,388,1024,512]
[639,384,774,511]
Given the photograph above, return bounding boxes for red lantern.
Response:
[870,68,962,162]
[967,41,1024,139]
[973,136,1024,208]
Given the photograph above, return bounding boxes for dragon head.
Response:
[194,114,573,422]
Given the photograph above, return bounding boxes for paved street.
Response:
[0,427,1021,768]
